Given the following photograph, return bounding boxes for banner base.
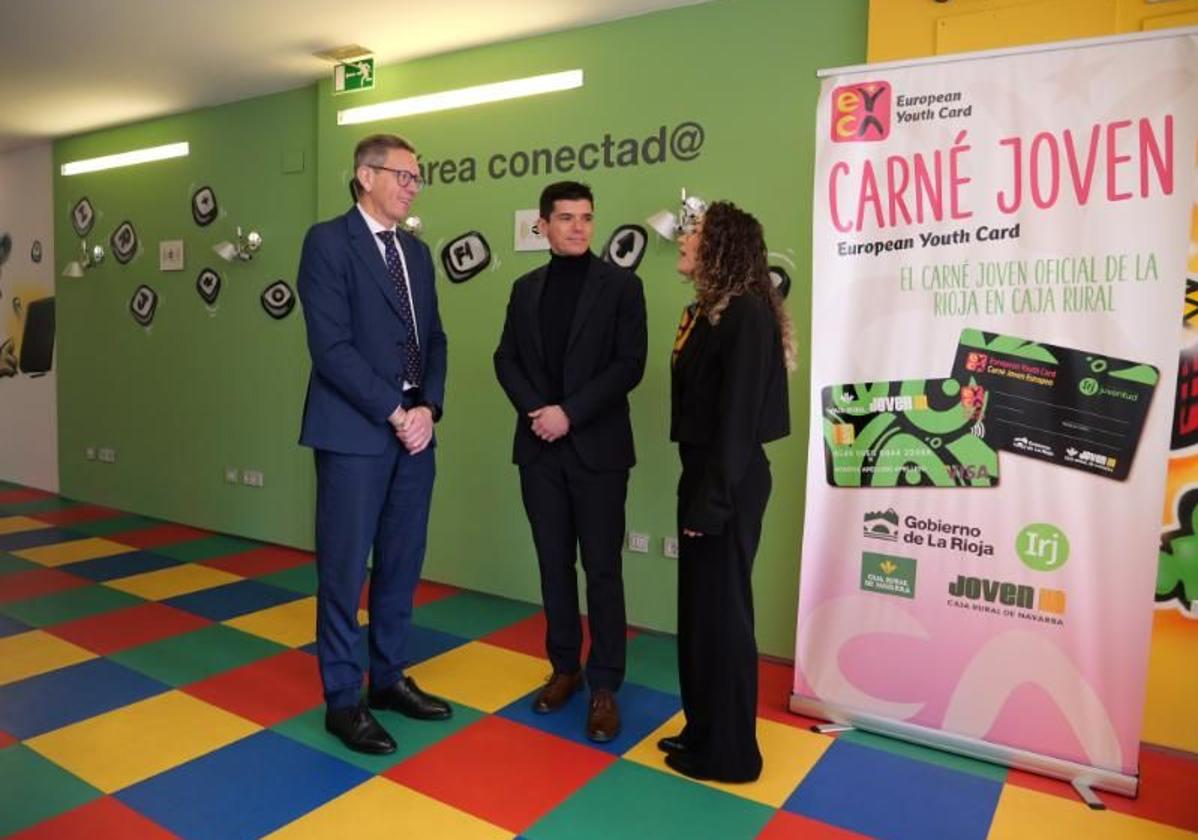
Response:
[789,694,1138,799]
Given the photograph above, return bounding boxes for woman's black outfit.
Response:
[669,291,789,782]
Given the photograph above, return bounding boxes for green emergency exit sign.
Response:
[334,57,375,94]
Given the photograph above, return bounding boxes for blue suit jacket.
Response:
[298,207,447,455]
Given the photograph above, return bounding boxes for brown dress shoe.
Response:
[532,671,582,714]
[586,688,621,743]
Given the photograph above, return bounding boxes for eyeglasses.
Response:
[369,164,425,190]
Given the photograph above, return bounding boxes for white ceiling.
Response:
[0,0,708,153]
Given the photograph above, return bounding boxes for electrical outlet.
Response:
[627,531,650,553]
[663,536,679,558]
[224,466,239,484]
[98,447,116,463]
[85,446,96,461]
[242,469,264,487]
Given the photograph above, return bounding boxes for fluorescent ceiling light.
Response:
[61,142,190,176]
[338,69,583,125]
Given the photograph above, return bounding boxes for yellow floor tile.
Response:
[624,711,833,807]
[0,630,96,686]
[988,784,1196,839]
[267,777,510,840]
[105,563,241,600]
[14,537,134,567]
[225,597,317,647]
[406,641,548,713]
[26,690,260,793]
[0,516,51,536]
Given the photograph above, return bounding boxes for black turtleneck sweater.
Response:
[540,251,590,403]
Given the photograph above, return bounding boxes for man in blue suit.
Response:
[298,133,450,754]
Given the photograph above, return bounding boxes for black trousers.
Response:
[519,443,628,691]
[676,443,770,781]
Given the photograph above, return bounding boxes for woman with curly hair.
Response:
[660,200,794,782]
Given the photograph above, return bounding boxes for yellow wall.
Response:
[868,0,1198,61]
[868,0,1198,755]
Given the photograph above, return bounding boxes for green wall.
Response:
[54,0,867,656]
[54,87,318,545]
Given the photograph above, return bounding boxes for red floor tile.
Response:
[1007,745,1198,831]
[104,523,211,549]
[0,489,54,505]
[482,610,638,660]
[0,729,16,748]
[386,716,614,833]
[757,659,799,724]
[31,505,122,527]
[758,810,872,839]
[10,796,176,839]
[200,545,314,577]
[0,568,89,605]
[413,579,461,606]
[47,602,211,655]
[183,649,322,726]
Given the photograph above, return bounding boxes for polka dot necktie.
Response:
[376,230,422,387]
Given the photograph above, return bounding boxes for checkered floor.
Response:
[0,482,1195,839]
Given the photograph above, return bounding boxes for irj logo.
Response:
[831,81,891,143]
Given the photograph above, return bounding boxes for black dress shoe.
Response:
[657,735,687,755]
[325,703,397,755]
[369,676,452,720]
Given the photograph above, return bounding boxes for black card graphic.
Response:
[952,329,1157,481]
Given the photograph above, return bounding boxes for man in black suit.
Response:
[494,181,647,742]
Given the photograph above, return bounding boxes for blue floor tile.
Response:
[783,739,1002,840]
[0,613,29,638]
[163,579,305,621]
[0,658,169,738]
[498,680,681,756]
[59,550,184,582]
[403,624,469,667]
[0,528,83,552]
[117,730,369,839]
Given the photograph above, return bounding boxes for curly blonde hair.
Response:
[693,201,796,371]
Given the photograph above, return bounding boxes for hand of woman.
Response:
[682,528,704,538]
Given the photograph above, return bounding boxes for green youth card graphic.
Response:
[951,329,1158,481]
[822,378,998,487]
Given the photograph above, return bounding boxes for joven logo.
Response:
[831,81,891,143]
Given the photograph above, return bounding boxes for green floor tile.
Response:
[155,535,262,562]
[272,702,486,774]
[0,585,144,627]
[624,632,679,695]
[527,760,772,840]
[413,591,541,639]
[0,745,101,834]
[837,729,1009,782]
[109,623,286,686]
[68,514,162,537]
[259,563,318,595]
[0,553,39,577]
[0,498,83,516]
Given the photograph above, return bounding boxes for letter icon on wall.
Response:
[110,221,139,264]
[440,231,491,283]
[196,267,221,306]
[130,285,158,326]
[261,280,295,318]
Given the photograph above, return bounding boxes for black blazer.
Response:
[494,255,647,471]
[671,292,789,533]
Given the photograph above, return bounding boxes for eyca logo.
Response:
[831,81,891,143]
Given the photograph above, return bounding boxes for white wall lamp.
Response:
[647,189,708,240]
[62,241,105,277]
[337,69,583,125]
[213,226,262,262]
[61,142,190,176]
